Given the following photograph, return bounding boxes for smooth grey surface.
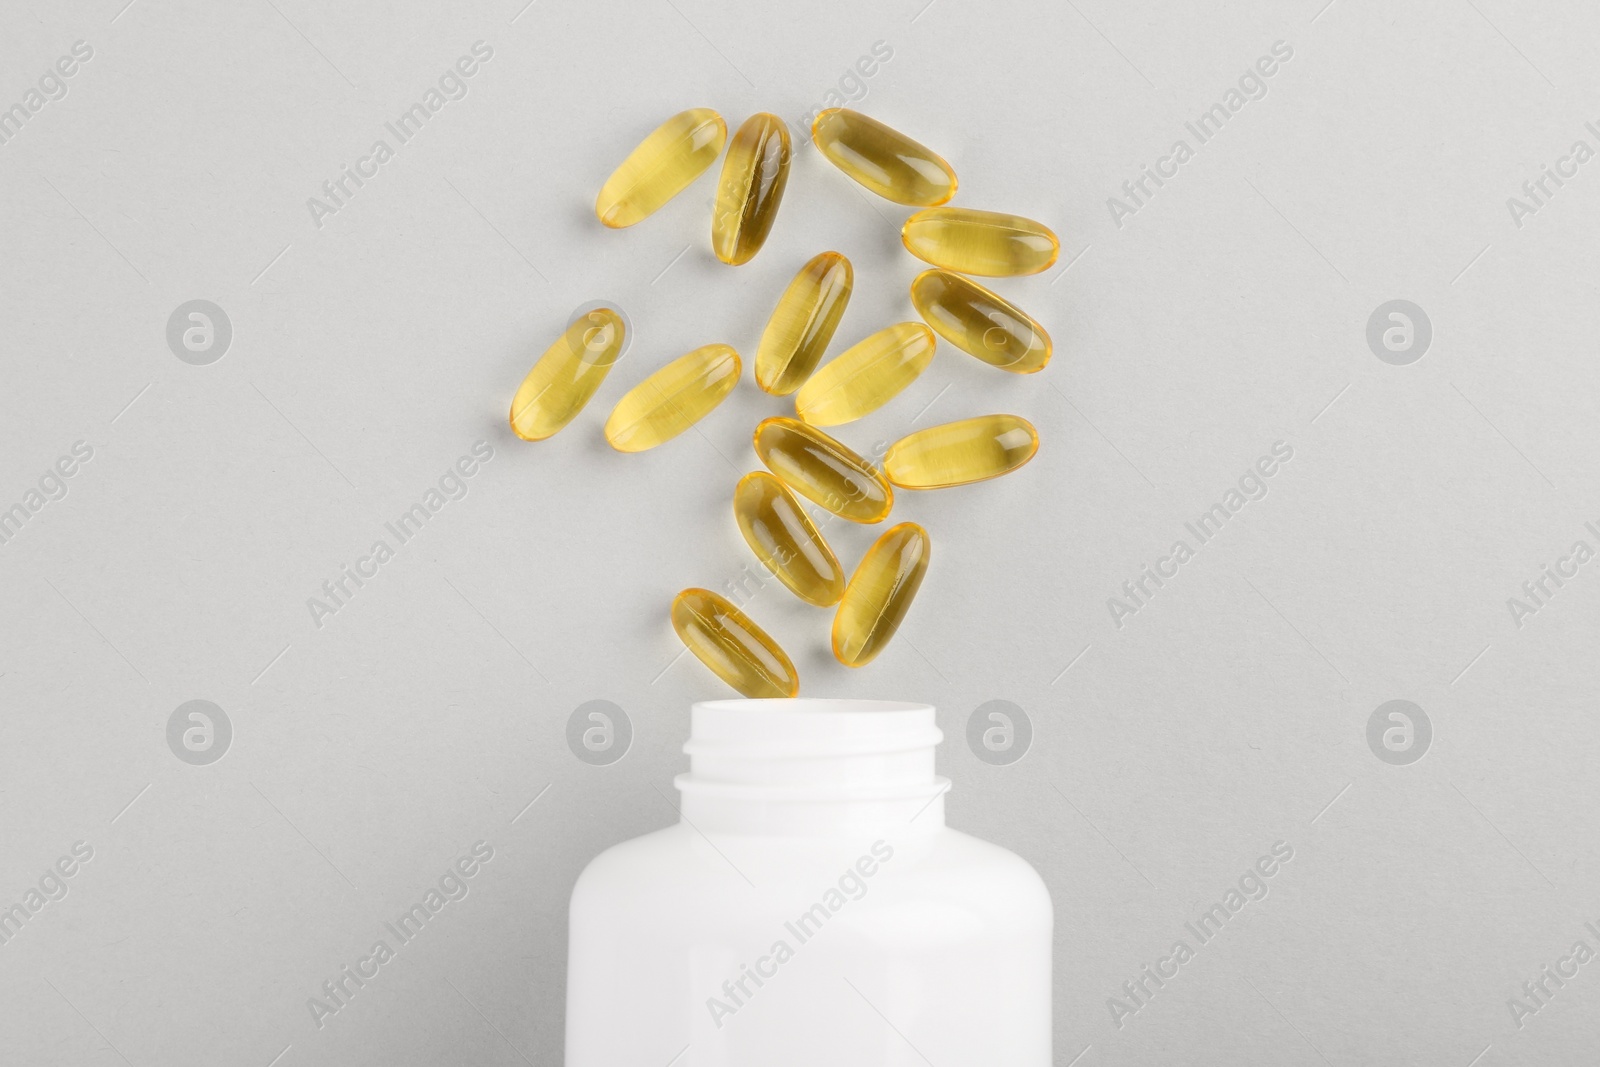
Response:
[1,0,1597,1063]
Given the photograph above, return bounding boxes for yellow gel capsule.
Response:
[672,587,799,698]
[910,270,1051,374]
[595,109,727,228]
[604,344,740,452]
[811,108,957,206]
[509,309,626,441]
[885,415,1039,489]
[794,322,936,427]
[901,207,1060,277]
[753,416,892,524]
[712,113,792,265]
[832,522,930,668]
[734,472,845,607]
[755,252,853,395]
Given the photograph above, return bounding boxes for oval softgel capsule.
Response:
[910,270,1051,373]
[811,108,957,206]
[509,309,627,441]
[902,207,1060,276]
[832,522,930,667]
[713,113,792,265]
[672,588,799,698]
[595,109,727,228]
[794,322,935,427]
[885,415,1039,489]
[604,344,740,452]
[753,417,892,524]
[734,472,845,606]
[756,252,853,395]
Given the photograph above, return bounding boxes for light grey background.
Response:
[1,0,1596,1063]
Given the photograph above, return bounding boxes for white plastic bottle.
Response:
[565,699,1053,1066]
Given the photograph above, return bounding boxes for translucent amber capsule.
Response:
[902,207,1060,277]
[672,587,799,698]
[832,522,930,668]
[753,417,892,524]
[509,309,626,441]
[595,109,727,228]
[885,415,1038,488]
[712,114,791,265]
[811,108,957,206]
[734,472,845,606]
[794,322,935,427]
[910,270,1051,374]
[755,252,853,395]
[604,344,740,452]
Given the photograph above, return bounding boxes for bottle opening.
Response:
[693,698,931,714]
[676,699,948,833]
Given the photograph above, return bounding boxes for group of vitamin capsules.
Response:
[509,107,1058,698]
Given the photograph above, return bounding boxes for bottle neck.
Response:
[674,699,949,837]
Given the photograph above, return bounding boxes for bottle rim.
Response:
[686,699,943,759]
[679,698,944,807]
[674,773,951,804]
[693,698,931,715]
